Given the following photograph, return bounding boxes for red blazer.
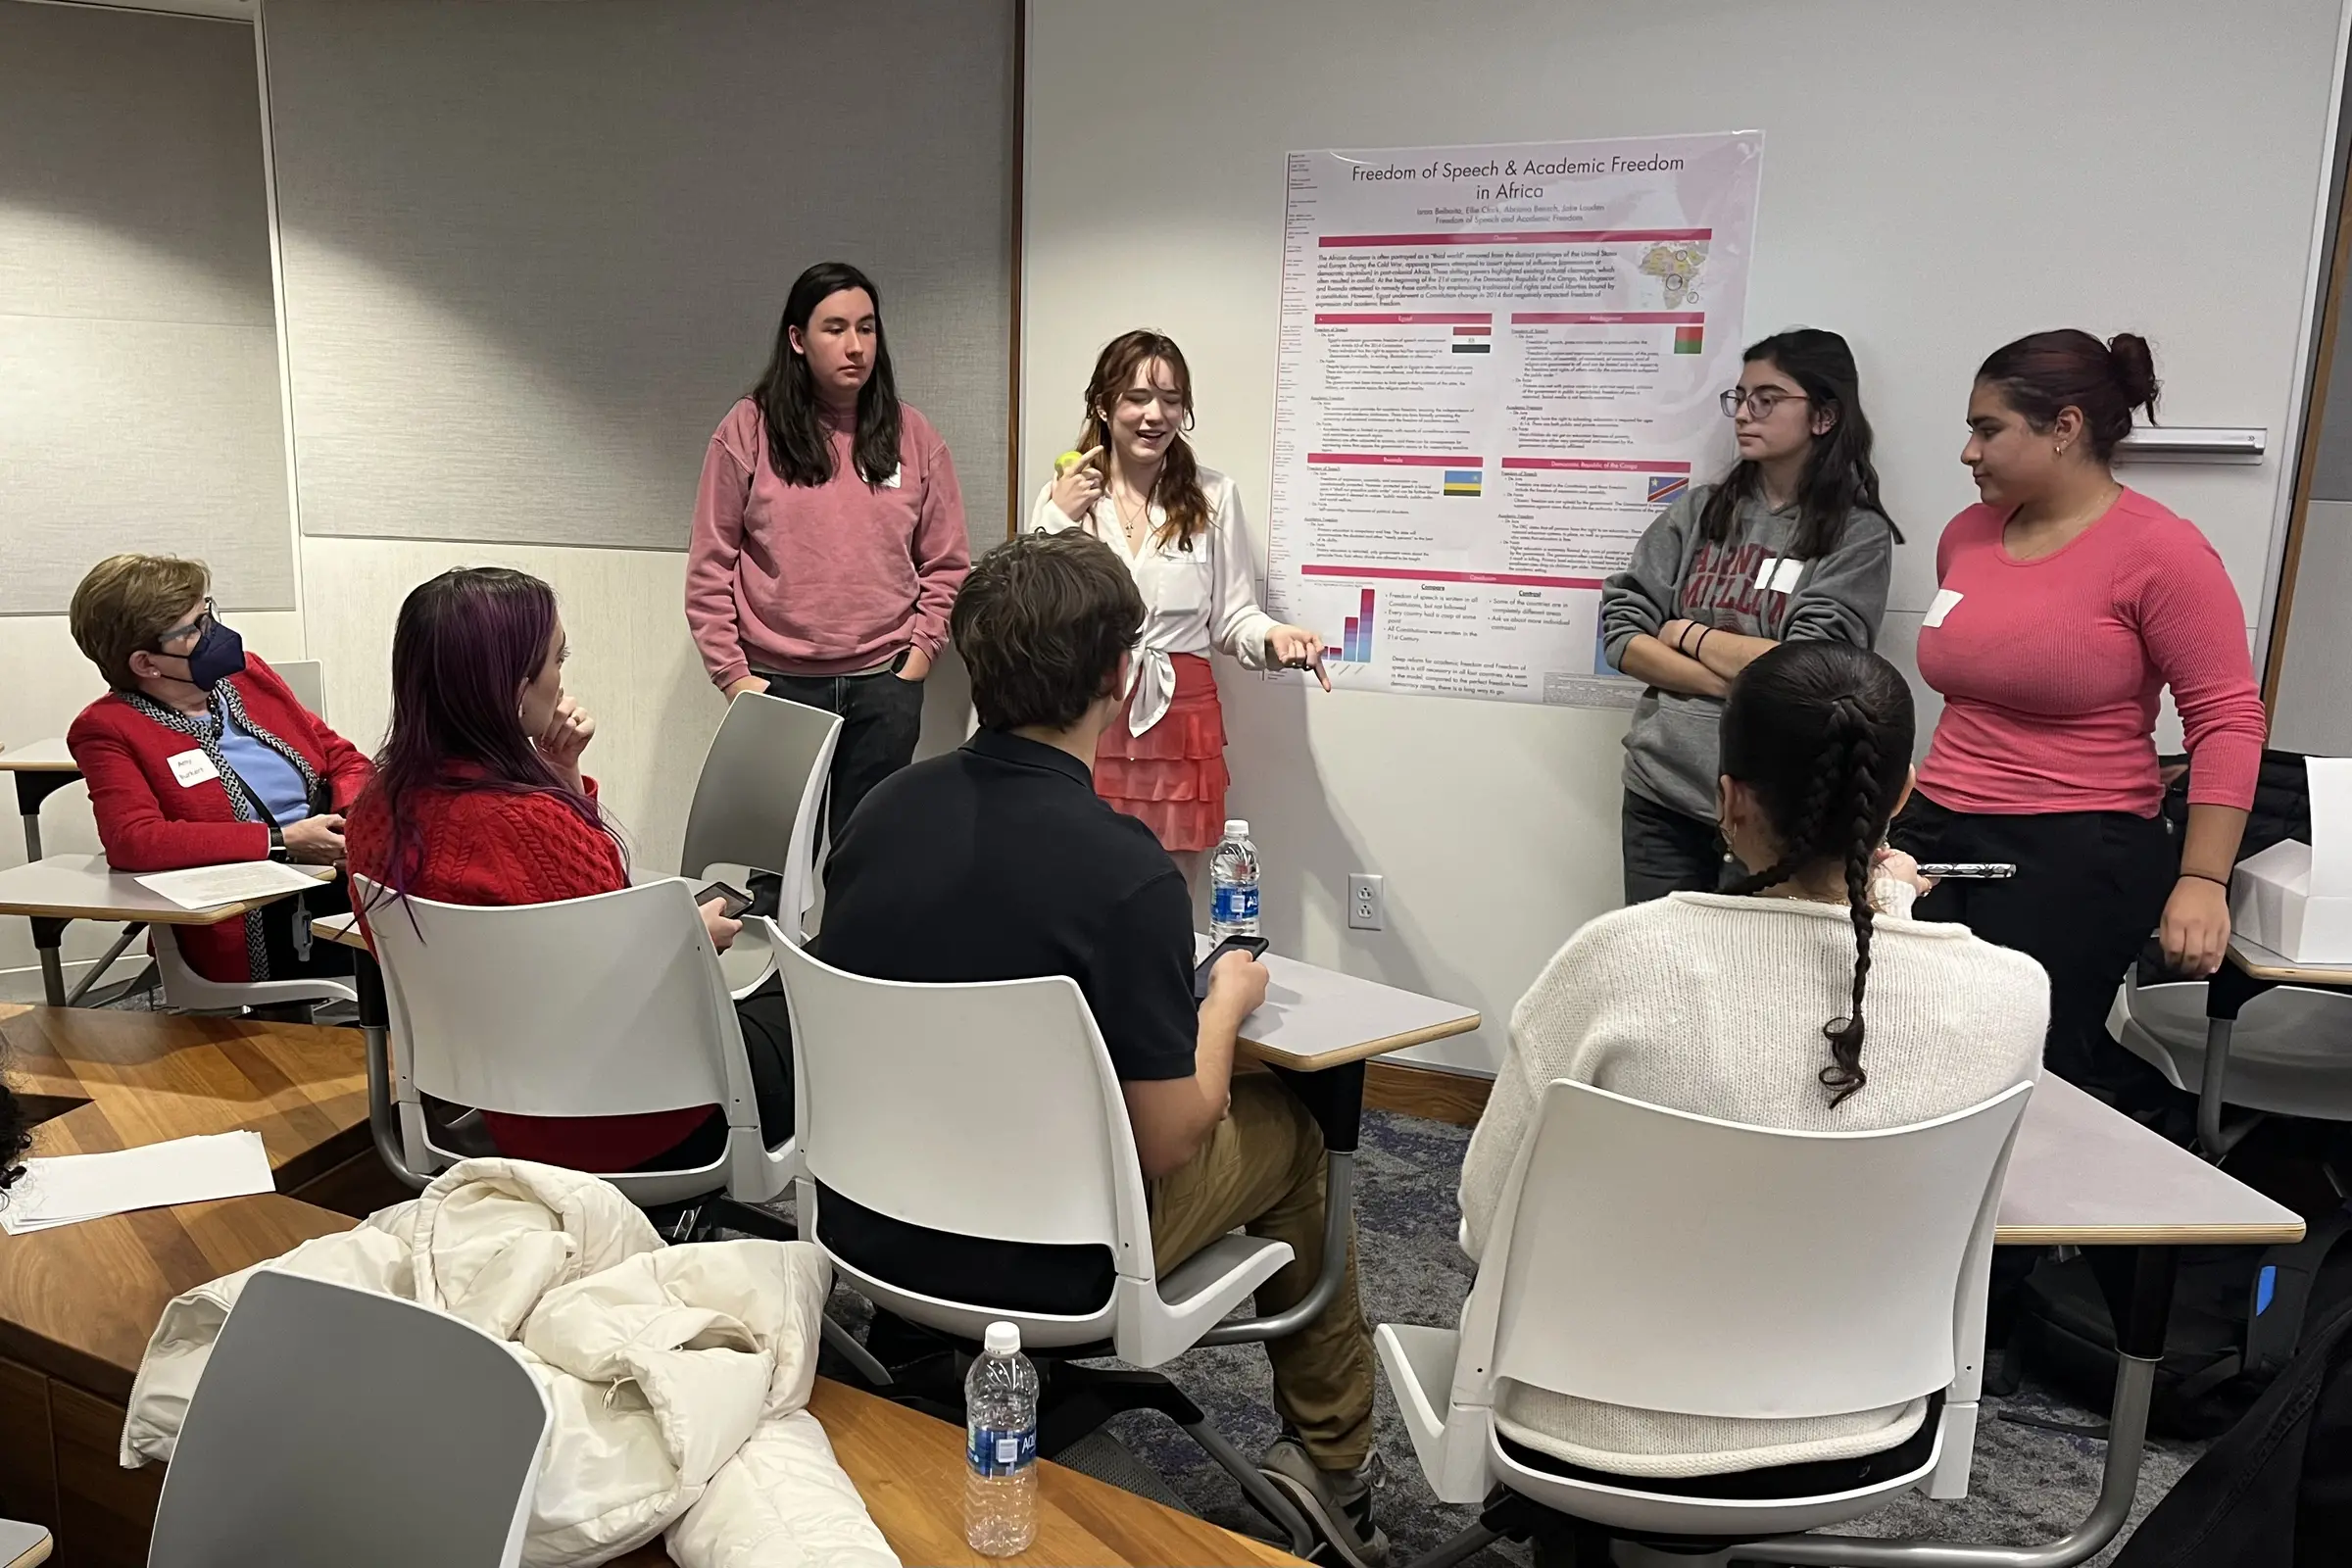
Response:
[68,656,372,984]
[345,769,716,1172]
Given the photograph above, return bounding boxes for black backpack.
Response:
[2002,1202,2352,1439]
[2111,1292,2352,1565]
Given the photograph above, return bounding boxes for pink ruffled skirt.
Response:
[1095,653,1228,853]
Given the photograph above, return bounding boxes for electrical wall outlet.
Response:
[1348,873,1385,931]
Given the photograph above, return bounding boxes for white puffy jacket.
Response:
[120,1159,900,1568]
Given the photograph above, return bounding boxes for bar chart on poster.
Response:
[1266,131,1762,708]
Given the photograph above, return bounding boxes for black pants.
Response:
[633,976,796,1171]
[259,873,357,982]
[1621,790,1733,905]
[759,662,927,846]
[1888,794,2176,1102]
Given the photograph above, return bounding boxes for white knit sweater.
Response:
[1458,890,2048,1478]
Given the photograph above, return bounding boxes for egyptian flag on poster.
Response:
[1452,323,1492,354]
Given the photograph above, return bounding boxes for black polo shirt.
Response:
[814,726,1198,1081]
[809,728,1199,1317]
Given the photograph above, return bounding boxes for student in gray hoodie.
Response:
[1600,328,1899,904]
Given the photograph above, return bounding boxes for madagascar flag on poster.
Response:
[1673,323,1704,355]
[1444,467,1483,497]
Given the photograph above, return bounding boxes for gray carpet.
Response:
[822,1108,2198,1567]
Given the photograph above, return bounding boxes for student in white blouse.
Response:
[1031,331,1328,867]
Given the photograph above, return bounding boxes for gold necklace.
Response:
[1112,484,1153,552]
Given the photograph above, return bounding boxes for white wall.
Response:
[0,1,301,999]
[1023,0,2350,1073]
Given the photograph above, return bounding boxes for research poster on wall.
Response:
[1264,131,1762,707]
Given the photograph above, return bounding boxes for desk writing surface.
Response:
[2229,932,2352,987]
[0,1007,371,1397]
[0,740,76,772]
[312,910,365,951]
[1193,936,1481,1070]
[0,854,329,926]
[1997,1072,2304,1246]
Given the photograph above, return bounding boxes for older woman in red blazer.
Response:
[66,555,371,986]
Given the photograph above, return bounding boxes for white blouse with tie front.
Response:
[1029,466,1277,737]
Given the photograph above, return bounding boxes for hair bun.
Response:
[2106,332,2162,415]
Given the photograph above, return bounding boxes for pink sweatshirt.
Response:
[1915,487,2266,817]
[687,398,971,687]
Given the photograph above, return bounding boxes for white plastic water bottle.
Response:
[962,1321,1040,1556]
[1209,818,1261,941]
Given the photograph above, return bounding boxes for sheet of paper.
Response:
[2308,756,2352,897]
[0,1130,274,1234]
[134,858,324,909]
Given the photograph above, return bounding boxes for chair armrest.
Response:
[1198,1150,1354,1346]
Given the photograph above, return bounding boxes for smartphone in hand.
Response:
[693,880,755,919]
[1194,934,1271,1003]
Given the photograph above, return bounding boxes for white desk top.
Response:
[1196,935,1481,1071]
[313,910,366,950]
[1998,1072,2304,1246]
[0,854,331,926]
[0,739,76,773]
[2229,931,2352,987]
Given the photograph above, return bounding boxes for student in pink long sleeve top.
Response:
[686,262,971,850]
[1890,329,2266,1102]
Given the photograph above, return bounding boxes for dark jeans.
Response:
[1889,793,2177,1103]
[631,975,797,1170]
[1621,789,1733,905]
[759,660,927,847]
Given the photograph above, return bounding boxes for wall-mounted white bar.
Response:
[2114,426,2268,463]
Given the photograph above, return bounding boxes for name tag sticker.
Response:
[1925,588,1964,628]
[168,749,220,788]
[882,468,903,489]
[1771,558,1805,593]
[1753,556,1780,591]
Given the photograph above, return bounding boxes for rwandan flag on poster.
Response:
[1647,474,1689,504]
[1444,467,1483,498]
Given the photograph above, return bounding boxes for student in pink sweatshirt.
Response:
[686,262,971,850]
[1891,329,2266,1102]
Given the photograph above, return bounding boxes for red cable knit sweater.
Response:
[345,769,716,1171]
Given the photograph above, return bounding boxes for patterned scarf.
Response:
[122,681,324,980]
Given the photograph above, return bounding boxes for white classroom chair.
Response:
[147,1269,550,1568]
[153,921,358,1015]
[2110,971,2352,1125]
[1379,1078,2033,1567]
[357,875,795,1215]
[776,937,1327,1553]
[273,659,327,718]
[676,692,841,989]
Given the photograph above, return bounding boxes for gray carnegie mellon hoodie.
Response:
[1600,484,1894,823]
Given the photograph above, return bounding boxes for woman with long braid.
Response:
[1457,641,2046,1479]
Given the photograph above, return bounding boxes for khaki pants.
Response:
[1147,1073,1375,1470]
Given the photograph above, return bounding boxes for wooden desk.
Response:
[0,1004,1295,1567]
[0,742,78,862]
[2198,931,2352,1157]
[0,1005,385,1563]
[0,855,329,1006]
[1196,935,1480,1070]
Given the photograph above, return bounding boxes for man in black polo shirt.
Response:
[814,529,1386,1567]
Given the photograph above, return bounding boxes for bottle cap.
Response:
[984,1321,1020,1355]
[1224,819,1250,839]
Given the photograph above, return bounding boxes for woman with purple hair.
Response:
[346,566,792,1174]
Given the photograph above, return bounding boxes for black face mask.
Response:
[165,617,247,690]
